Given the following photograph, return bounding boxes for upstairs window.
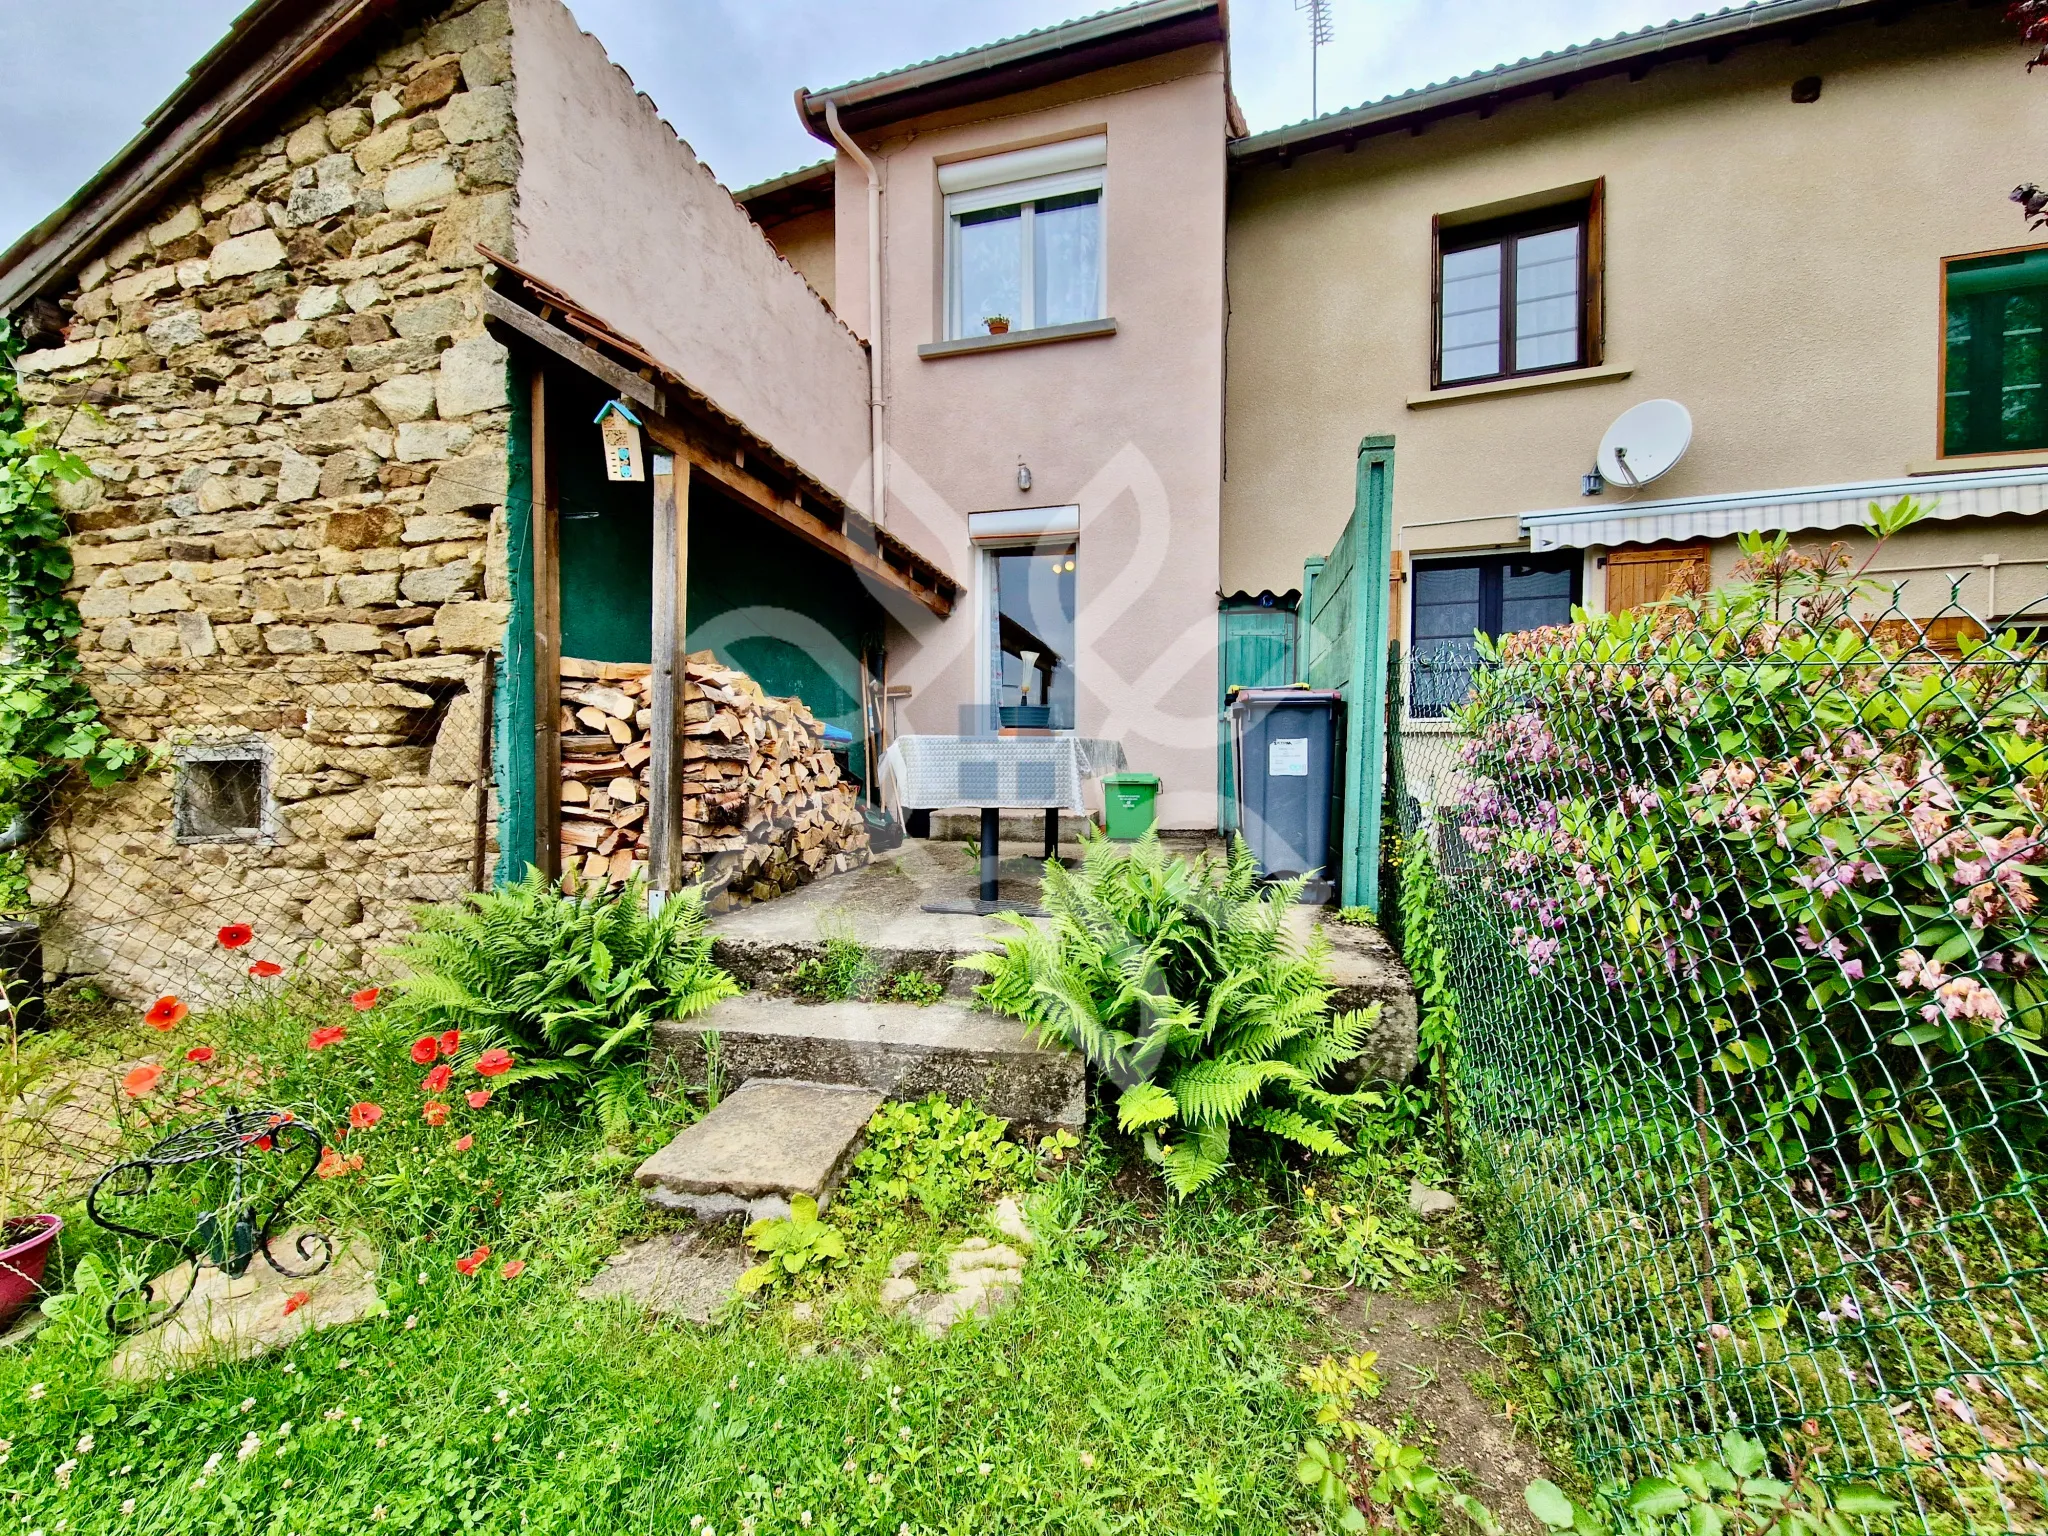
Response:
[1408,551,1580,718]
[942,136,1106,340]
[1944,246,2048,457]
[1435,192,1599,387]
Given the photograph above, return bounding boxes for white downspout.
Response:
[825,98,885,531]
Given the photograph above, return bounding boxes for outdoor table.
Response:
[877,733,1127,911]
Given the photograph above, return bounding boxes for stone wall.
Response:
[12,0,524,999]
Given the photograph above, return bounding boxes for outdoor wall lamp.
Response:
[1017,460,1033,493]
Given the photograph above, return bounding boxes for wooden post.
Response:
[647,454,689,892]
[531,368,562,879]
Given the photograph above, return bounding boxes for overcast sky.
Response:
[0,0,1702,250]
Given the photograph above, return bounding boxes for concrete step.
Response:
[635,1077,883,1221]
[652,993,1085,1132]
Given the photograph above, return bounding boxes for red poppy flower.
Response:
[248,960,284,979]
[409,1036,437,1066]
[421,1100,450,1126]
[347,1101,384,1131]
[422,1063,452,1093]
[184,1046,214,1064]
[452,1134,473,1152]
[144,996,188,1031]
[439,1029,461,1057]
[254,1135,274,1152]
[454,1244,492,1277]
[307,1026,346,1051]
[216,924,254,950]
[122,1063,163,1098]
[466,1090,492,1109]
[348,1154,364,1171]
[283,1290,310,1317]
[316,1147,347,1179]
[475,1049,513,1078]
[350,987,381,1012]
[500,1259,525,1280]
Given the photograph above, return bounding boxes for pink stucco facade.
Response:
[508,0,872,505]
[828,47,1231,829]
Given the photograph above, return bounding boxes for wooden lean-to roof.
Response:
[478,246,960,619]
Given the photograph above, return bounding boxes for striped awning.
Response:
[1520,464,2048,552]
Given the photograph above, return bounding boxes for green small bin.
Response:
[1101,772,1161,841]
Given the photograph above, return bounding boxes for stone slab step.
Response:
[1285,907,1419,1084]
[653,994,1085,1132]
[635,1077,883,1222]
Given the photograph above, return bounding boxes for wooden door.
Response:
[1605,544,1710,613]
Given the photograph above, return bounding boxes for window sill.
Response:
[918,317,1118,359]
[1407,362,1632,409]
[1907,450,2048,474]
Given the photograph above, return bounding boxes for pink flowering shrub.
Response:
[1448,547,2048,1172]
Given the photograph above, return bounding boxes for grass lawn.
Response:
[0,979,1479,1536]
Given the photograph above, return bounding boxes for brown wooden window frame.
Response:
[1432,184,1604,390]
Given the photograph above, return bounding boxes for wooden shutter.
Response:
[1604,544,1710,614]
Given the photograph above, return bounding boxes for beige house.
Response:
[1223,0,2048,753]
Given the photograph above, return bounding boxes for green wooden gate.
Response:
[1298,435,1395,912]
[1216,601,1298,834]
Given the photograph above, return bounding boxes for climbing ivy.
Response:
[0,319,139,911]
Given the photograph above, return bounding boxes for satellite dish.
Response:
[1597,399,1693,489]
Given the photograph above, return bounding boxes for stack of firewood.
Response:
[557,654,870,906]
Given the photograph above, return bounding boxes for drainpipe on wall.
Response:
[825,98,886,531]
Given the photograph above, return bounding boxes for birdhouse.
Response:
[594,399,645,482]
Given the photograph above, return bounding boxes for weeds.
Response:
[788,935,878,1001]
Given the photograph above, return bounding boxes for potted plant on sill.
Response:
[984,315,1011,336]
[0,993,71,1331]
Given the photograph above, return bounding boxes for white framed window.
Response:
[941,136,1107,340]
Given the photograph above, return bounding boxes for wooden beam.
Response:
[646,452,688,892]
[643,415,954,618]
[531,367,562,879]
[483,287,665,417]
[486,287,956,616]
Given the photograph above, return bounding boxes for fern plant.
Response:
[386,869,737,1127]
[960,835,1382,1194]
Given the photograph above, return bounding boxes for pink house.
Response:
[750,0,1237,831]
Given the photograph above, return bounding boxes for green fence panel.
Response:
[1299,437,1395,909]
[1217,602,1299,834]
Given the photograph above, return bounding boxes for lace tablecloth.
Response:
[877,734,1127,814]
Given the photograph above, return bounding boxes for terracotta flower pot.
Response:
[985,318,1010,335]
[0,1215,62,1331]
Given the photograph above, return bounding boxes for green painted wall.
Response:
[553,371,654,665]
[685,488,882,785]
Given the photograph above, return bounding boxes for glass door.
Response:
[988,541,1077,729]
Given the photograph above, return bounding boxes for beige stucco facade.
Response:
[819,46,1233,829]
[1223,4,2048,616]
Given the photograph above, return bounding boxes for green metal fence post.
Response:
[1343,436,1395,912]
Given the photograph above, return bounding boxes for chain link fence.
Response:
[1407,582,2048,1532]
[10,654,496,1009]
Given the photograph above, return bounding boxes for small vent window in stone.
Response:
[174,747,269,844]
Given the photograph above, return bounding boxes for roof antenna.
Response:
[1296,0,1334,119]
